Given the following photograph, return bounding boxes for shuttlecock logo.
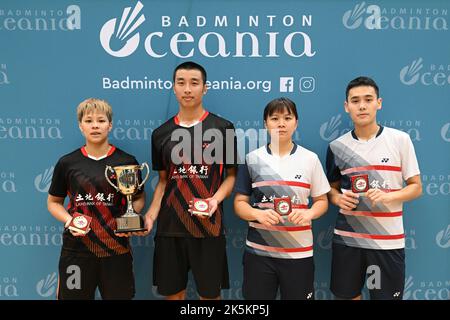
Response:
[441,123,450,142]
[34,166,54,193]
[436,225,450,248]
[400,58,423,85]
[317,226,334,249]
[343,2,367,29]
[36,273,57,298]
[320,114,342,141]
[402,276,414,300]
[100,1,146,57]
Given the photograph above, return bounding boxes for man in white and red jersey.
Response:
[326,76,422,300]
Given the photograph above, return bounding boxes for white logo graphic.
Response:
[279,77,294,92]
[441,123,450,142]
[100,1,146,57]
[402,275,449,300]
[34,167,54,193]
[400,58,423,85]
[299,77,315,92]
[400,58,450,86]
[436,225,450,248]
[194,200,208,211]
[355,177,368,191]
[366,265,381,289]
[0,6,80,32]
[403,276,414,300]
[306,292,313,299]
[36,273,57,298]
[393,291,401,298]
[66,265,81,290]
[343,3,447,31]
[73,216,88,229]
[342,2,367,29]
[317,226,334,249]
[0,64,9,85]
[66,5,81,30]
[276,200,290,214]
[319,114,343,141]
[343,2,381,30]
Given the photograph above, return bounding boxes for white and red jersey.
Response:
[234,144,330,259]
[327,126,420,250]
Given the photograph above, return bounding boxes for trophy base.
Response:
[115,215,146,234]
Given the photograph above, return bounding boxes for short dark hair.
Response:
[346,76,379,101]
[173,61,207,84]
[263,97,298,121]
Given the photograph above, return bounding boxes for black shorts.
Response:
[57,250,135,300]
[242,251,315,300]
[330,242,405,300]
[153,236,229,299]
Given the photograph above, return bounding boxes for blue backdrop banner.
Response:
[0,0,449,300]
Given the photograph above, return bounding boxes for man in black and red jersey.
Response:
[47,98,146,299]
[143,61,237,300]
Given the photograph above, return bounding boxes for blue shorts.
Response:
[330,242,405,300]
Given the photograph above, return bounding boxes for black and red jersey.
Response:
[49,145,143,257]
[151,111,237,238]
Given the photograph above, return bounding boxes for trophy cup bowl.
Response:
[105,163,149,233]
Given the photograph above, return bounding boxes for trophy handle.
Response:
[138,162,150,190]
[105,165,120,192]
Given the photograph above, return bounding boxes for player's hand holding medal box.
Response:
[191,198,211,217]
[274,197,292,215]
[68,213,92,235]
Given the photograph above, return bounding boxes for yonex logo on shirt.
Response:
[381,158,389,163]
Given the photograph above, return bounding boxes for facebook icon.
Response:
[279,77,294,92]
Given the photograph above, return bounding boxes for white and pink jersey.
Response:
[327,126,420,250]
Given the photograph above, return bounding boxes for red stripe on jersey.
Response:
[80,145,116,158]
[76,206,111,257]
[335,229,405,240]
[250,222,311,232]
[107,145,116,156]
[293,204,309,209]
[199,111,209,122]
[174,111,210,125]
[255,202,308,212]
[248,241,313,253]
[169,190,204,238]
[66,192,72,211]
[252,181,311,189]
[340,210,403,217]
[88,199,129,255]
[166,169,222,237]
[187,168,222,236]
[341,165,401,175]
